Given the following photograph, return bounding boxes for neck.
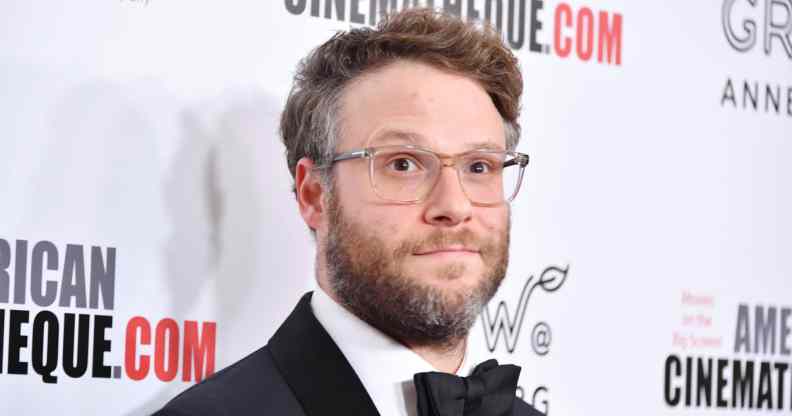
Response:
[404,337,467,374]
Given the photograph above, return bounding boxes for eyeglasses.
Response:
[330,145,530,206]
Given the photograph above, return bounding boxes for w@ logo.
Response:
[481,265,569,354]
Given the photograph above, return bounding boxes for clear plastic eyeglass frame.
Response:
[330,144,530,206]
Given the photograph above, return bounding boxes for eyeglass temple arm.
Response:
[332,149,370,162]
[503,153,530,168]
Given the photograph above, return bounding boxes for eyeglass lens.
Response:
[370,148,523,204]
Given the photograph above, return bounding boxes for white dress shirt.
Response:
[311,287,479,416]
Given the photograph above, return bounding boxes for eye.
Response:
[468,160,493,174]
[388,156,420,172]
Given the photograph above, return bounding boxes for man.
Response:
[155,7,539,416]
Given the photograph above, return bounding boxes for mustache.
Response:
[394,229,490,256]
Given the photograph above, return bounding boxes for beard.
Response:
[324,193,509,349]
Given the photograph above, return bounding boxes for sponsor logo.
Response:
[720,0,792,117]
[721,78,792,116]
[284,0,623,66]
[0,238,216,384]
[517,385,550,415]
[722,0,792,58]
[663,291,792,410]
[480,264,568,354]
[481,263,568,416]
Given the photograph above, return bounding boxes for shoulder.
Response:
[152,345,305,416]
[513,397,545,416]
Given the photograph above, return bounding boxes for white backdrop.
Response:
[1,1,790,415]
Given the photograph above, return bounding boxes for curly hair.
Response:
[280,7,523,193]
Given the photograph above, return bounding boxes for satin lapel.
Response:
[268,292,381,416]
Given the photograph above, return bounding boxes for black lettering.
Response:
[31,310,58,383]
[485,0,504,32]
[370,0,398,25]
[758,361,773,409]
[0,239,10,303]
[60,244,87,308]
[284,0,307,15]
[744,80,759,110]
[310,0,320,17]
[782,308,792,355]
[664,355,681,406]
[350,0,365,23]
[697,357,712,406]
[8,309,29,374]
[528,0,543,52]
[63,313,90,378]
[733,359,755,408]
[13,240,27,304]
[90,246,115,310]
[685,356,693,405]
[787,86,792,116]
[324,0,345,20]
[755,305,777,354]
[721,78,738,109]
[92,315,113,378]
[466,0,480,21]
[507,0,526,49]
[776,362,788,409]
[402,0,416,8]
[30,241,58,307]
[0,309,4,372]
[443,0,461,16]
[766,84,781,113]
[716,358,729,407]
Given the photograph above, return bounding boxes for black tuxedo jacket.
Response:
[154,292,543,415]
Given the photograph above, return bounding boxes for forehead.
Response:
[365,127,504,152]
[338,60,505,153]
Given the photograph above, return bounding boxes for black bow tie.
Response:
[413,359,521,416]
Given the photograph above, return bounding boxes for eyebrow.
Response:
[369,129,423,145]
[466,141,505,151]
[369,129,505,151]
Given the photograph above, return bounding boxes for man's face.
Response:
[321,60,510,346]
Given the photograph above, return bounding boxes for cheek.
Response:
[335,164,385,206]
[476,206,509,233]
[373,208,422,239]
[348,205,423,245]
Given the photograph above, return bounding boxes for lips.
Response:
[413,245,480,256]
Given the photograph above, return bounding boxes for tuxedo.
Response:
[153,292,543,415]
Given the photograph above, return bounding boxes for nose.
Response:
[422,165,473,227]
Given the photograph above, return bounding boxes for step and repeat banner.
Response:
[0,0,789,415]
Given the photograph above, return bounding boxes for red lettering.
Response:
[598,12,623,65]
[554,3,573,58]
[154,318,179,382]
[182,321,216,382]
[124,317,218,382]
[576,7,594,61]
[125,317,151,381]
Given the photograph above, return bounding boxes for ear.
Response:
[295,157,326,231]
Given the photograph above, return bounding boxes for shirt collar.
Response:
[311,287,476,416]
